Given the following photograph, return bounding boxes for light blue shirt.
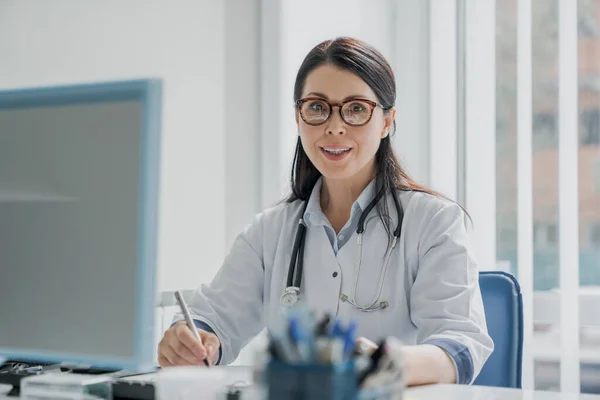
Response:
[175,177,494,384]
[304,177,376,255]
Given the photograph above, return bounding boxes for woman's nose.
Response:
[325,107,346,135]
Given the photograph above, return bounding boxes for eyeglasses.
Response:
[295,97,390,127]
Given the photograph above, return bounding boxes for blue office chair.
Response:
[473,271,523,388]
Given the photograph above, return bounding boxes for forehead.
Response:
[302,64,377,100]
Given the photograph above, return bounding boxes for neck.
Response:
[320,163,376,232]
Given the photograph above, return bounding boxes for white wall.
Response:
[429,0,458,200]
[0,1,261,293]
[393,0,431,185]
[225,0,261,248]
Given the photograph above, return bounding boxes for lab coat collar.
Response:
[303,176,377,228]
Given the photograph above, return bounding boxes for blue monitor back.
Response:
[0,79,161,372]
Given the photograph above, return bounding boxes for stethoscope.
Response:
[280,187,404,312]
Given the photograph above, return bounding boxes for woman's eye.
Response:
[310,102,325,112]
[351,104,365,112]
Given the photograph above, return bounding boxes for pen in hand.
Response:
[174,290,210,367]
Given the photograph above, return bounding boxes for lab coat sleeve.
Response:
[410,200,494,384]
[172,213,266,365]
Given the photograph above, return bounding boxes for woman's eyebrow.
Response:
[305,92,371,101]
[305,91,329,99]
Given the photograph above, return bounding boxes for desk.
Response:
[1,385,14,398]
[405,384,600,399]
[3,380,600,399]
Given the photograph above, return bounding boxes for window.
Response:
[579,0,600,38]
[594,155,600,193]
[589,223,600,249]
[533,113,558,150]
[496,118,508,138]
[533,113,557,135]
[581,109,600,145]
[534,223,558,249]
[493,0,600,393]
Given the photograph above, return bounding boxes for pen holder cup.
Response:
[266,360,357,400]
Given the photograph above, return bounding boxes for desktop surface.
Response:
[404,384,600,400]
[3,377,600,400]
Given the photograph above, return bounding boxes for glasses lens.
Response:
[341,100,372,125]
[300,99,330,124]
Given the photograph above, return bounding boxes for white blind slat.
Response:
[517,0,535,390]
[558,0,581,392]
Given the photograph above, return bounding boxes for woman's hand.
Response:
[157,321,220,367]
[356,337,457,387]
[356,336,378,355]
[393,344,457,386]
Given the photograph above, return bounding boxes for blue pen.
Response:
[331,318,344,338]
[289,317,311,362]
[292,307,317,361]
[325,318,345,364]
[343,321,357,358]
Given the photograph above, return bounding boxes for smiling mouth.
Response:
[320,147,352,161]
[320,147,351,155]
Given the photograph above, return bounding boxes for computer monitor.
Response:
[0,79,162,372]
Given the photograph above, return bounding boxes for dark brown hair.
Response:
[286,37,450,239]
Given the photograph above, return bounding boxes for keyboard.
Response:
[0,361,157,400]
[112,373,253,400]
[112,374,156,400]
[0,360,63,397]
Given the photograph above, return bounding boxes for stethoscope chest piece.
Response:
[280,286,300,308]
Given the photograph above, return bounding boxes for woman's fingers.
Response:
[160,341,193,366]
[158,354,172,367]
[158,321,222,367]
[174,322,207,361]
[199,330,221,366]
[356,336,378,355]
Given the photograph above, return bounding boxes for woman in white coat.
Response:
[158,37,493,386]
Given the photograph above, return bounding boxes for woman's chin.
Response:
[319,168,357,181]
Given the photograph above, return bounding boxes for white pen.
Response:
[174,290,210,367]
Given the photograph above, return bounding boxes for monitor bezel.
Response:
[0,79,162,372]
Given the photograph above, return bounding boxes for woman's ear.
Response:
[381,107,396,139]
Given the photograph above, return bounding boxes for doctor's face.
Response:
[296,64,395,182]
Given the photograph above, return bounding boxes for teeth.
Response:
[323,148,350,155]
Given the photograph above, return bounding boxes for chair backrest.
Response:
[473,271,523,388]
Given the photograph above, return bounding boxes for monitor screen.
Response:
[0,80,161,371]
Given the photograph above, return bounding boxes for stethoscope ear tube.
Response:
[286,218,305,288]
[294,223,307,289]
[356,187,385,234]
[390,188,403,238]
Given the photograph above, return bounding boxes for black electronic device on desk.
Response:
[112,373,157,400]
[0,359,160,399]
[0,359,132,397]
[0,360,61,397]
[112,373,252,400]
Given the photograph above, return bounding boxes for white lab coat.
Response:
[177,178,493,383]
